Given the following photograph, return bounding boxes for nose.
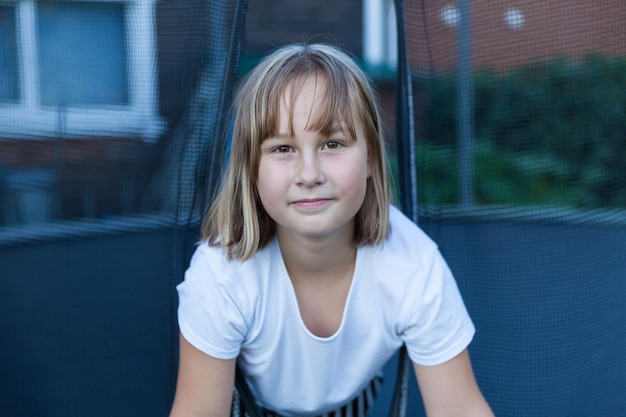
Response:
[295,153,325,187]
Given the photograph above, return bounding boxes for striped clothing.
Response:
[232,375,383,417]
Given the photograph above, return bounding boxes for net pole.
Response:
[389,1,415,416]
[456,0,474,207]
[394,0,418,223]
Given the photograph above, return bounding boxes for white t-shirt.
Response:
[177,205,475,416]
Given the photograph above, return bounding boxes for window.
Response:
[0,0,164,141]
[38,2,129,106]
[362,0,397,70]
[0,4,19,103]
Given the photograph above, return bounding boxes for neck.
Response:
[276,228,356,282]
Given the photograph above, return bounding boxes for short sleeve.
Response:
[176,245,247,359]
[401,249,475,366]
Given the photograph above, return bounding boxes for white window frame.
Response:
[362,0,397,69]
[0,0,165,142]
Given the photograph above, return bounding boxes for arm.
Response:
[413,349,494,417]
[169,333,236,417]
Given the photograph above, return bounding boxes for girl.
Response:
[170,43,494,417]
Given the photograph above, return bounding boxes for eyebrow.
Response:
[265,123,348,142]
[267,133,293,140]
[327,125,344,133]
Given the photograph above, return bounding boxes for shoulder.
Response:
[176,240,280,359]
[367,208,475,366]
[387,205,437,250]
[357,205,443,299]
[380,205,439,266]
[358,205,456,310]
[187,240,277,285]
[181,240,280,316]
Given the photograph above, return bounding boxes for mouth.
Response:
[291,198,332,210]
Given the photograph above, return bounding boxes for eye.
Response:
[323,140,343,150]
[272,145,292,153]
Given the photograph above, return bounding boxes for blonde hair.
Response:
[202,43,391,260]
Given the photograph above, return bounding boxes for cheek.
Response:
[356,149,373,181]
[256,161,283,207]
[334,157,370,191]
[256,164,271,199]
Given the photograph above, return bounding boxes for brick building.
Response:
[1,0,624,225]
[405,0,626,71]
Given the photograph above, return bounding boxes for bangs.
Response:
[256,62,361,142]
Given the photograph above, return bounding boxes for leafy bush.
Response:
[415,141,590,207]
[416,55,626,208]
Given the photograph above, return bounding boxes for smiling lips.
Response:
[291,198,333,210]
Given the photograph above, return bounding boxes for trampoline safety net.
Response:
[1,1,246,416]
[394,0,626,416]
[0,0,625,416]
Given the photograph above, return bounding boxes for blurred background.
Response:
[1,1,625,416]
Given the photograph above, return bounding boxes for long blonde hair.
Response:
[202,43,391,260]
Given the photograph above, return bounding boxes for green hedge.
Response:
[417,55,626,208]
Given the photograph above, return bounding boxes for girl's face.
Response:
[257,74,371,244]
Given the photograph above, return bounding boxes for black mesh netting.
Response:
[393,0,626,415]
[1,0,625,416]
[0,1,246,415]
